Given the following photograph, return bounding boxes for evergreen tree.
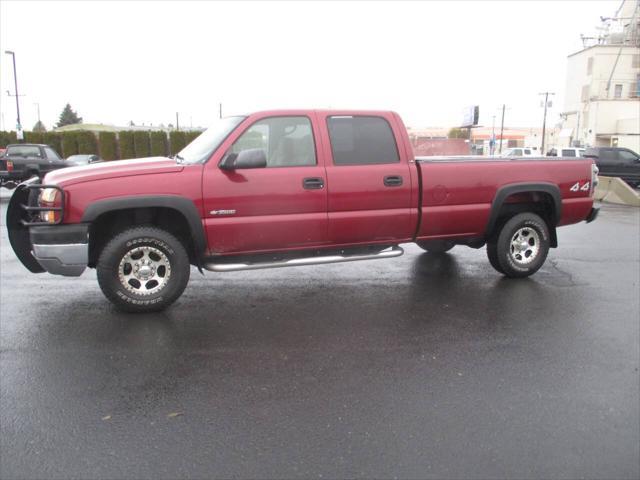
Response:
[32,120,47,132]
[56,103,82,127]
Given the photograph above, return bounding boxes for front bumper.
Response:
[6,181,89,277]
[586,206,600,223]
[30,225,89,276]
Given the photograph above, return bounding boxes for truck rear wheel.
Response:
[96,226,190,313]
[491,212,550,278]
[416,240,454,253]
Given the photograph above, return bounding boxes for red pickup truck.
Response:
[7,110,599,312]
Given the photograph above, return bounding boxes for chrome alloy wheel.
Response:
[509,227,540,265]
[118,246,171,296]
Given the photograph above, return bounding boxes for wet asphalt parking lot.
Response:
[0,189,638,480]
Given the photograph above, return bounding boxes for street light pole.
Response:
[539,91,555,154]
[491,115,496,155]
[498,104,505,154]
[5,50,22,140]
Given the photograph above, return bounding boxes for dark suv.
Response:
[0,144,66,188]
[584,147,640,188]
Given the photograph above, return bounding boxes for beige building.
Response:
[559,0,640,152]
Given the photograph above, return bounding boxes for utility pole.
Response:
[491,115,496,155]
[219,103,222,119]
[34,102,41,123]
[539,92,555,154]
[5,50,22,141]
[176,112,179,131]
[498,104,505,154]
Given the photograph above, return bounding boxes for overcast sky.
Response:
[0,0,617,131]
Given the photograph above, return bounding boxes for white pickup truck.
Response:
[500,147,539,157]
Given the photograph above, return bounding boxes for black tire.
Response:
[97,226,190,313]
[486,241,504,274]
[493,212,550,278]
[416,240,455,253]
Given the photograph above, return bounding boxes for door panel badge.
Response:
[210,209,237,216]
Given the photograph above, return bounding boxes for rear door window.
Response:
[600,149,616,162]
[327,116,400,165]
[7,145,41,157]
[618,150,639,163]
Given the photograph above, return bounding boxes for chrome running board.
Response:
[204,246,404,272]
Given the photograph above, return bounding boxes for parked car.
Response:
[547,147,585,157]
[0,143,66,189]
[6,109,599,312]
[583,147,640,187]
[500,147,538,157]
[65,154,102,166]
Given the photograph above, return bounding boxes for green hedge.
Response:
[133,131,150,158]
[0,131,17,148]
[99,132,117,160]
[0,129,201,158]
[119,131,135,160]
[24,131,45,144]
[169,131,186,155]
[44,132,62,156]
[185,131,200,145]
[61,132,78,157]
[77,131,98,155]
[150,131,168,157]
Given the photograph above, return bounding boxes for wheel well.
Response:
[488,191,558,247]
[88,207,197,267]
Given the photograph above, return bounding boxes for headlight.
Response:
[39,188,58,203]
[38,187,62,223]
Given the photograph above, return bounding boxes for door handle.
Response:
[383,175,403,187]
[303,177,324,190]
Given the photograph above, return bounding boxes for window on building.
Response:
[632,54,639,69]
[587,57,593,75]
[581,85,590,102]
[614,84,623,99]
[327,116,400,165]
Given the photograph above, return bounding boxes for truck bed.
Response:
[415,156,595,240]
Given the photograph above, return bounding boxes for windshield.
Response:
[176,116,246,164]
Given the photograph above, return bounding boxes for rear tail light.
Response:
[6,161,13,172]
[591,163,599,196]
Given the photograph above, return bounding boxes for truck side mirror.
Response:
[220,149,267,170]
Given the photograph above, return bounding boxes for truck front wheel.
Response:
[97,226,190,313]
[490,212,550,278]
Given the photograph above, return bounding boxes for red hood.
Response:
[45,157,184,186]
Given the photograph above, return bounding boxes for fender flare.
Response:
[485,182,562,236]
[81,195,207,260]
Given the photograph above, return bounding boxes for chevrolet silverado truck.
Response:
[6,110,600,312]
